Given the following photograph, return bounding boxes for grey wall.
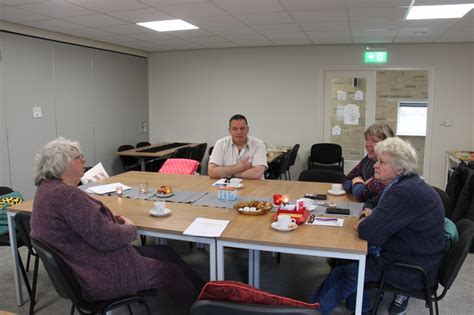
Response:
[0,32,148,199]
[148,43,474,189]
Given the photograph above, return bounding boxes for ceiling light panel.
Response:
[137,19,199,32]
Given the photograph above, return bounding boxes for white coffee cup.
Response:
[228,178,241,188]
[153,201,166,214]
[277,215,296,229]
[332,183,342,193]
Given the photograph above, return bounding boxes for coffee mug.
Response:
[277,215,296,229]
[331,183,342,193]
[153,201,166,214]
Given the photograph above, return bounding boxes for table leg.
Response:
[139,158,146,171]
[249,250,260,288]
[209,240,217,280]
[216,240,225,280]
[355,254,366,315]
[7,211,24,306]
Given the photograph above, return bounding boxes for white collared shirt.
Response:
[209,136,268,169]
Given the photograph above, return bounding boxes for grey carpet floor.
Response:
[1,239,473,315]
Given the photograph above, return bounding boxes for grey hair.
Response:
[375,137,418,175]
[34,137,81,186]
[364,123,394,141]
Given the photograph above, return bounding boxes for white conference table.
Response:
[8,172,367,314]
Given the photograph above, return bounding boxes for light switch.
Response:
[33,106,42,118]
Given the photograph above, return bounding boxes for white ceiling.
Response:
[1,0,473,52]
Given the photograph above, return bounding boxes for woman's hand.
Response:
[351,176,365,186]
[114,214,134,225]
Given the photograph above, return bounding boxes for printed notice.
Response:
[344,104,360,125]
[337,90,346,101]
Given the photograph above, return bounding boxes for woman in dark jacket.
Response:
[311,137,445,314]
[30,137,204,305]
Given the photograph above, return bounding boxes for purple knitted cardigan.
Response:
[30,180,158,301]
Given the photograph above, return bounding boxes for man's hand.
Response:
[353,208,373,231]
[237,157,252,172]
[352,176,365,186]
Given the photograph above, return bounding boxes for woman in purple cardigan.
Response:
[343,123,394,202]
[30,138,204,305]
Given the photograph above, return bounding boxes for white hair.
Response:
[375,137,418,175]
[34,137,81,186]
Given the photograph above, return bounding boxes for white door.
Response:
[323,70,376,174]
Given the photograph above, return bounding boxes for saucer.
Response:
[271,222,297,232]
[327,189,346,196]
[156,192,174,198]
[149,208,171,217]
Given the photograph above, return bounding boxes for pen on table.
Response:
[315,217,339,221]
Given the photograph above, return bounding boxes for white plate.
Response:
[327,189,346,196]
[149,208,171,217]
[156,192,174,198]
[271,222,297,232]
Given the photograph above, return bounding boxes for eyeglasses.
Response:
[74,154,85,160]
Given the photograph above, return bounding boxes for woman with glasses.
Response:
[30,137,204,306]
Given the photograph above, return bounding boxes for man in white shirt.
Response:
[208,114,267,179]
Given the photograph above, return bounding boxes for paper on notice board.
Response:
[337,90,346,101]
[344,104,360,125]
[355,90,364,100]
[332,126,341,136]
[183,218,230,237]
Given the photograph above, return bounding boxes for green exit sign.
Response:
[364,51,388,63]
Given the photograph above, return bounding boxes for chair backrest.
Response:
[208,146,214,156]
[0,186,14,196]
[298,169,344,183]
[14,212,33,249]
[288,144,300,167]
[31,238,82,304]
[432,186,453,218]
[159,158,200,175]
[191,143,208,163]
[191,300,318,315]
[438,219,474,290]
[117,145,137,169]
[136,141,151,148]
[277,151,292,175]
[174,146,193,159]
[309,143,342,165]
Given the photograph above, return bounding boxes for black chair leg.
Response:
[70,304,75,315]
[371,289,384,315]
[29,256,40,315]
[142,301,152,315]
[127,304,133,314]
[140,235,146,246]
[17,250,33,297]
[26,250,32,272]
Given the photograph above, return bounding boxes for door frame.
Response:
[319,66,435,182]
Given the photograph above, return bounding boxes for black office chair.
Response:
[191,300,318,315]
[14,212,40,315]
[275,151,293,180]
[31,238,156,315]
[191,143,208,173]
[117,145,140,172]
[307,143,344,173]
[298,169,344,183]
[432,186,453,218]
[208,146,214,156]
[286,144,300,180]
[371,219,474,315]
[174,146,193,158]
[136,141,151,148]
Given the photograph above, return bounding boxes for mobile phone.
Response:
[326,207,350,215]
[304,193,327,200]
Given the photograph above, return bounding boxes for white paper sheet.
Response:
[337,90,346,100]
[212,178,242,187]
[344,104,360,125]
[85,182,131,195]
[306,217,344,227]
[81,162,109,184]
[183,217,230,237]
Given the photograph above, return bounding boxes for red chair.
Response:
[158,158,200,175]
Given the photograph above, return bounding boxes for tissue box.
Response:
[217,187,237,201]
